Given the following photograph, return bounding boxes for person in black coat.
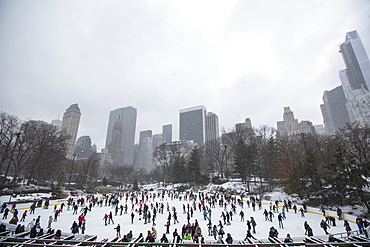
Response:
[145,231,155,242]
[160,233,169,243]
[30,226,37,238]
[225,233,233,244]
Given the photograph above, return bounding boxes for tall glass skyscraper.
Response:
[339,30,370,96]
[339,30,370,125]
[179,105,207,146]
[105,106,137,166]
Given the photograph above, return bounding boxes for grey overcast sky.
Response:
[1,0,370,150]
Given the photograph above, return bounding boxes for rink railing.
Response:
[0,234,370,247]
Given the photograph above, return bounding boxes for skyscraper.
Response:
[136,130,154,171]
[205,112,220,142]
[235,118,252,132]
[339,30,370,96]
[346,89,370,125]
[152,134,163,149]
[51,119,62,130]
[61,103,81,159]
[339,30,370,125]
[137,136,153,172]
[74,135,93,159]
[105,106,137,166]
[277,107,315,138]
[282,106,298,134]
[162,124,172,144]
[139,130,152,148]
[179,105,206,145]
[320,86,350,134]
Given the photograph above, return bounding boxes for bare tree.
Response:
[10,120,68,183]
[255,126,278,190]
[73,152,100,191]
[103,164,135,184]
[153,141,192,184]
[0,112,21,173]
[11,122,39,182]
[24,121,68,184]
[222,126,256,180]
[204,138,224,176]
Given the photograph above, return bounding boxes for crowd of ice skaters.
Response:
[0,190,369,244]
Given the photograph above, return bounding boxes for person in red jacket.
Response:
[78,214,85,227]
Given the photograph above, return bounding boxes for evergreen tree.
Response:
[286,146,324,199]
[233,138,248,183]
[171,158,186,183]
[336,123,370,213]
[102,177,108,186]
[187,147,202,185]
[52,186,63,199]
[233,137,258,191]
[133,179,139,191]
[322,143,353,205]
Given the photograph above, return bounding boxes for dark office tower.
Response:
[61,103,81,160]
[339,30,370,96]
[205,112,220,142]
[162,124,172,144]
[320,86,350,134]
[179,105,207,146]
[105,106,137,166]
[74,135,93,159]
[139,130,152,148]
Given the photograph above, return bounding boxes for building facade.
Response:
[162,124,172,144]
[61,103,81,159]
[235,118,253,132]
[179,105,207,146]
[74,135,93,159]
[51,119,62,130]
[338,30,370,125]
[139,130,152,148]
[205,112,220,142]
[346,89,370,126]
[152,134,163,149]
[320,86,350,134]
[105,106,137,166]
[339,30,370,95]
[137,136,153,172]
[277,107,315,138]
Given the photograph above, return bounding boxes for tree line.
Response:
[1,111,369,214]
[151,123,370,214]
[0,112,100,193]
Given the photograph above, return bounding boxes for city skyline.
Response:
[1,1,369,150]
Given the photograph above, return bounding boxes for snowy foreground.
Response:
[0,185,363,243]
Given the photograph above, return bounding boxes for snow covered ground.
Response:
[0,183,365,243]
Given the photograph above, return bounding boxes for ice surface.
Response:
[0,187,362,243]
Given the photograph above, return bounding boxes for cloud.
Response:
[0,0,370,149]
